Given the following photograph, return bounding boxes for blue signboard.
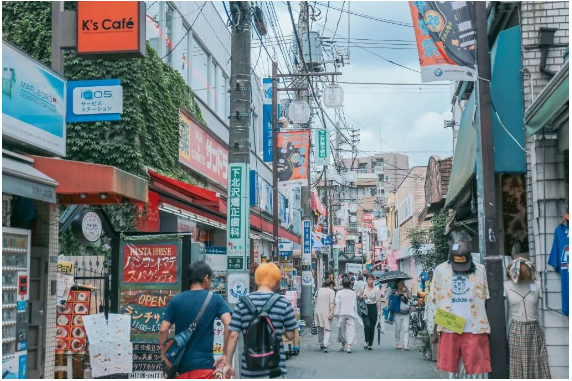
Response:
[2,41,67,156]
[250,170,287,223]
[262,78,280,163]
[206,247,226,254]
[67,79,123,122]
[303,220,311,255]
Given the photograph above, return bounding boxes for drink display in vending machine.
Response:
[2,228,30,379]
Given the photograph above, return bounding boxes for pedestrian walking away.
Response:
[159,261,232,379]
[390,280,411,350]
[224,263,298,379]
[358,273,382,350]
[335,277,361,353]
[353,274,366,296]
[314,280,336,352]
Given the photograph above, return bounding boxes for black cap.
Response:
[449,242,472,272]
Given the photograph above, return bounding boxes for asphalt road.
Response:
[285,318,446,379]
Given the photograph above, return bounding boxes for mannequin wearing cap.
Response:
[428,241,492,375]
[504,258,550,379]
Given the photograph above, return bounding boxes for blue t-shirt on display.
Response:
[163,290,231,374]
[548,224,569,316]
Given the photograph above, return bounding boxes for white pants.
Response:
[337,315,356,346]
[394,313,409,347]
[317,327,331,348]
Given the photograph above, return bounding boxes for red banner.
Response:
[122,244,178,284]
[179,109,228,187]
[136,191,160,232]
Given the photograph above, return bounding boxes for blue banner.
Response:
[262,78,279,163]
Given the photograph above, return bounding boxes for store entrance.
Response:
[28,247,47,378]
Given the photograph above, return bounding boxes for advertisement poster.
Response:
[227,163,250,272]
[2,41,67,156]
[277,130,310,189]
[314,129,329,166]
[332,226,346,249]
[121,243,178,284]
[179,108,228,188]
[262,78,280,163]
[354,243,363,257]
[409,1,477,82]
[56,289,91,354]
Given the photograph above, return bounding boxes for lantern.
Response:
[323,84,344,108]
[288,100,311,124]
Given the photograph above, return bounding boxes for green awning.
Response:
[525,60,569,138]
[445,91,477,208]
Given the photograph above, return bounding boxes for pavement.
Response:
[285,319,446,379]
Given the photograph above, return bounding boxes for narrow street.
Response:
[287,322,443,379]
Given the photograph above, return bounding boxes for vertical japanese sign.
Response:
[118,234,182,379]
[302,220,312,286]
[227,163,250,272]
[277,130,310,189]
[314,129,329,166]
[262,78,280,163]
[409,1,477,82]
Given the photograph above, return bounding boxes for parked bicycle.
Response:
[409,299,426,337]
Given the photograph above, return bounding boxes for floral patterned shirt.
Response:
[428,261,491,334]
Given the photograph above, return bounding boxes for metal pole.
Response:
[51,2,65,75]
[271,62,279,261]
[474,2,508,378]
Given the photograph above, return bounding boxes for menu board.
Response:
[131,342,163,379]
[55,290,90,354]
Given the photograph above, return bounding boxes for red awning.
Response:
[148,170,225,213]
[31,156,148,205]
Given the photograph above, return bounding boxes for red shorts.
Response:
[176,369,215,379]
[437,332,492,375]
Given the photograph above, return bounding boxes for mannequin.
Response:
[504,258,550,379]
[428,240,492,375]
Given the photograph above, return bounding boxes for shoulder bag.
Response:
[357,286,368,316]
[162,292,213,379]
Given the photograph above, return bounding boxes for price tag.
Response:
[434,308,466,334]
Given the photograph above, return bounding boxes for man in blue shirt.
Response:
[548,223,569,316]
[160,261,232,379]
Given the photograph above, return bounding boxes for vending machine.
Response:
[2,228,30,379]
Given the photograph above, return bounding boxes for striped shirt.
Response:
[228,292,298,378]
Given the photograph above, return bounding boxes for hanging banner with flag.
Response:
[409,1,477,82]
[313,129,329,166]
[262,78,280,163]
[277,130,310,189]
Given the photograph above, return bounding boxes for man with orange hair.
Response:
[223,263,298,379]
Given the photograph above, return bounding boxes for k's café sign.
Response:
[77,1,146,58]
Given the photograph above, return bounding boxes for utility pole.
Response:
[298,0,313,323]
[227,0,251,298]
[272,62,279,261]
[474,2,508,378]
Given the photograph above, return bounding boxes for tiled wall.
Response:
[521,2,569,378]
[32,201,60,379]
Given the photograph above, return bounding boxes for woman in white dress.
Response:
[314,280,336,352]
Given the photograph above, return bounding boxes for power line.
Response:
[160,2,207,60]
[337,81,449,86]
[314,1,413,27]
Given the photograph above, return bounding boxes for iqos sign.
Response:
[67,79,123,122]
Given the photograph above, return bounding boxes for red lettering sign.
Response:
[179,109,228,188]
[122,244,178,284]
[363,213,374,222]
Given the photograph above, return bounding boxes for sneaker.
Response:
[320,345,324,350]
[346,348,352,353]
[324,347,329,353]
[340,347,346,352]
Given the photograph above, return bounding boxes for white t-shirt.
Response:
[448,272,474,333]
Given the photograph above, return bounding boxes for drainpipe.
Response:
[538,27,558,77]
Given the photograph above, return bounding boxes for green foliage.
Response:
[417,330,431,358]
[3,2,208,255]
[407,213,449,272]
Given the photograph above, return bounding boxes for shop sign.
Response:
[277,130,310,189]
[82,212,102,242]
[302,220,311,265]
[227,272,249,304]
[131,342,162,378]
[321,245,331,254]
[67,79,123,122]
[227,163,249,271]
[397,195,414,226]
[177,216,198,241]
[374,246,385,262]
[250,170,273,214]
[76,1,146,58]
[205,247,227,273]
[262,78,280,163]
[179,109,228,188]
[355,243,362,257]
[332,226,346,249]
[2,41,66,156]
[377,226,388,241]
[278,241,293,252]
[314,129,329,166]
[363,213,374,222]
[120,290,168,334]
[121,244,178,284]
[136,190,160,232]
[362,222,375,229]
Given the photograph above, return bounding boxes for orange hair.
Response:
[254,263,281,289]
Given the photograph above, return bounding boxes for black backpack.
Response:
[241,293,283,374]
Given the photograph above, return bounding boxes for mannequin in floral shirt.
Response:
[428,241,492,375]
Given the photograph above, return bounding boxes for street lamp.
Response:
[288,99,311,124]
[323,84,344,108]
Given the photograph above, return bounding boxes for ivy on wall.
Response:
[3,2,208,254]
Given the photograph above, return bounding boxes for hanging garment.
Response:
[548,224,569,316]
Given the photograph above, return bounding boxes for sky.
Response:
[215,1,455,167]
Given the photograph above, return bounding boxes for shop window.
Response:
[165,4,174,65]
[192,37,209,103]
[217,70,228,120]
[358,163,368,174]
[145,1,161,54]
[209,60,217,107]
